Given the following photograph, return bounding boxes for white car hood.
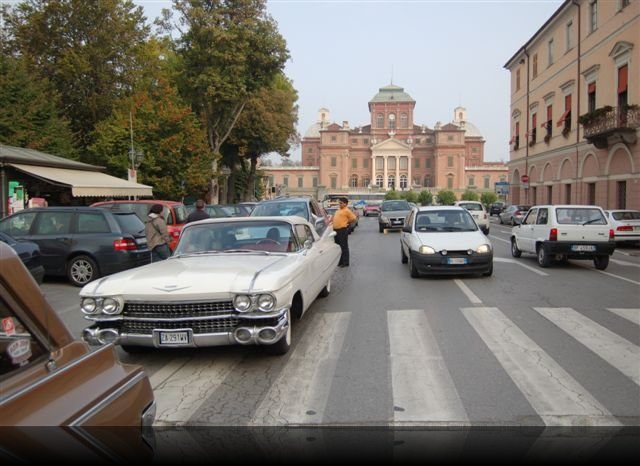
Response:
[415,231,489,251]
[81,254,298,299]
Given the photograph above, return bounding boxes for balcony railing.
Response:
[582,106,639,148]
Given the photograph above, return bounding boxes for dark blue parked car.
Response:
[0,231,45,284]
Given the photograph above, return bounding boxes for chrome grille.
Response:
[124,301,234,318]
[122,317,240,335]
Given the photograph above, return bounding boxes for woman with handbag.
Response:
[145,204,172,262]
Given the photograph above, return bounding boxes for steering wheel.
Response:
[257,238,281,245]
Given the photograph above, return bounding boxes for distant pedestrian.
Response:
[145,204,172,262]
[332,197,357,267]
[187,199,210,223]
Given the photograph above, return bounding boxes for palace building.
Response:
[261,84,507,198]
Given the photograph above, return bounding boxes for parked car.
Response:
[186,204,251,218]
[490,202,505,216]
[510,205,615,269]
[499,205,531,225]
[80,217,340,356]
[0,207,150,286]
[605,210,640,245]
[378,199,412,233]
[400,206,493,277]
[363,202,381,217]
[237,202,258,213]
[91,200,188,250]
[250,196,330,236]
[0,232,44,284]
[455,200,490,234]
[0,242,155,426]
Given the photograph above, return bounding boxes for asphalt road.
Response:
[42,214,640,428]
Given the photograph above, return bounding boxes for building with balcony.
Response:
[261,84,507,199]
[504,0,638,209]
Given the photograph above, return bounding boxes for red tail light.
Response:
[549,228,558,241]
[113,238,137,251]
[617,226,633,231]
[610,229,615,240]
[515,210,521,216]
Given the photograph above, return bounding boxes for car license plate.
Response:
[447,257,467,265]
[159,331,189,345]
[571,245,596,252]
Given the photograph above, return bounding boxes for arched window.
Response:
[413,177,421,187]
[350,175,358,188]
[362,177,370,188]
[331,176,337,189]
[447,175,454,189]
[400,113,408,128]
[388,175,395,189]
[400,175,408,189]
[376,114,384,128]
[388,113,396,130]
[375,175,384,187]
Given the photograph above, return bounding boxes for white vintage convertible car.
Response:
[80,216,340,355]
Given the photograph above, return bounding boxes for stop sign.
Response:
[521,175,529,183]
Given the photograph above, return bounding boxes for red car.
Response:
[91,200,188,250]
[363,203,381,217]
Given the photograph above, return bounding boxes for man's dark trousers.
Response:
[334,227,349,266]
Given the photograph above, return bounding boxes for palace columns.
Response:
[395,155,400,189]
[383,156,388,188]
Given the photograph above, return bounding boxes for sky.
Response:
[138,0,565,163]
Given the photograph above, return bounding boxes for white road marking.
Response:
[586,268,640,286]
[610,258,640,268]
[462,307,621,426]
[535,307,640,386]
[494,257,550,276]
[607,308,640,326]
[152,353,244,425]
[388,310,468,424]
[249,312,351,425]
[454,279,482,304]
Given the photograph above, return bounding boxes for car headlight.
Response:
[476,244,492,254]
[257,294,276,312]
[81,297,98,315]
[234,295,252,312]
[102,297,120,315]
[419,245,436,255]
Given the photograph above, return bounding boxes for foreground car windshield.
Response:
[174,221,298,254]
[381,201,410,211]
[415,210,478,232]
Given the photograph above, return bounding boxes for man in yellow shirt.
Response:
[332,197,357,267]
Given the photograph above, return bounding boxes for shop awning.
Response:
[9,163,153,197]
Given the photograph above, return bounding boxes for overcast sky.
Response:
[139,0,564,163]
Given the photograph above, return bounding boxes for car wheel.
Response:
[67,255,99,287]
[510,238,522,258]
[594,255,609,270]
[319,279,331,298]
[267,307,291,356]
[537,246,551,268]
[401,245,408,264]
[483,227,490,235]
[408,253,420,278]
[482,262,493,277]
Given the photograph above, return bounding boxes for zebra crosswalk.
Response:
[149,306,640,426]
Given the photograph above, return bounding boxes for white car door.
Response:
[401,210,416,258]
[517,208,538,252]
[296,224,329,303]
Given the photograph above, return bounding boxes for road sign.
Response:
[521,175,529,183]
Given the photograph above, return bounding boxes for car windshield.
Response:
[113,213,145,235]
[458,203,483,211]
[556,208,607,225]
[415,211,478,232]
[251,202,309,221]
[612,211,640,221]
[174,221,299,255]
[381,201,410,212]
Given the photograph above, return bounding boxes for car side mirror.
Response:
[402,224,412,233]
[315,218,325,232]
[304,239,313,249]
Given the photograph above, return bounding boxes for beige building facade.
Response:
[505,0,639,209]
[262,84,507,199]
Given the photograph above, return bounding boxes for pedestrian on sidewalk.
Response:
[145,204,172,262]
[332,197,357,267]
[186,199,210,223]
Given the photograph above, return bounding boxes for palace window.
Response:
[376,157,384,170]
[447,156,454,168]
[375,175,384,187]
[312,177,318,188]
[516,68,521,91]
[388,113,396,130]
[362,177,370,188]
[331,135,337,142]
[298,176,303,188]
[400,175,408,189]
[399,157,408,170]
[548,38,554,66]
[447,176,453,189]
[533,53,538,78]
[484,177,490,189]
[331,176,337,189]
[331,157,337,167]
[352,158,357,169]
[377,114,384,128]
[424,175,432,187]
[388,157,396,170]
[566,21,573,51]
[468,176,475,187]
[363,158,369,169]
[414,158,420,168]
[388,175,395,189]
[587,82,596,112]
[589,1,598,33]
[350,175,358,188]
[400,113,408,128]
[283,176,289,187]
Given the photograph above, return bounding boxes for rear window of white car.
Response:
[612,211,640,221]
[555,208,607,225]
[457,202,483,211]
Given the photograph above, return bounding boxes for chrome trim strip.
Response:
[85,308,288,323]
[0,345,114,405]
[68,372,147,426]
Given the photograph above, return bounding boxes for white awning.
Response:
[10,163,153,197]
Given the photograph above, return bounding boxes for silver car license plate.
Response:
[159,331,189,345]
[571,245,596,252]
[448,257,468,265]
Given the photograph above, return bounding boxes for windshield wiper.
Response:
[442,227,464,231]
[582,219,603,225]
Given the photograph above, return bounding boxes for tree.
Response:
[173,0,289,201]
[385,190,400,200]
[437,190,457,205]
[418,190,433,206]
[461,190,479,201]
[4,0,151,151]
[224,73,299,202]
[481,191,498,209]
[399,190,418,203]
[0,55,77,157]
[89,77,211,200]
